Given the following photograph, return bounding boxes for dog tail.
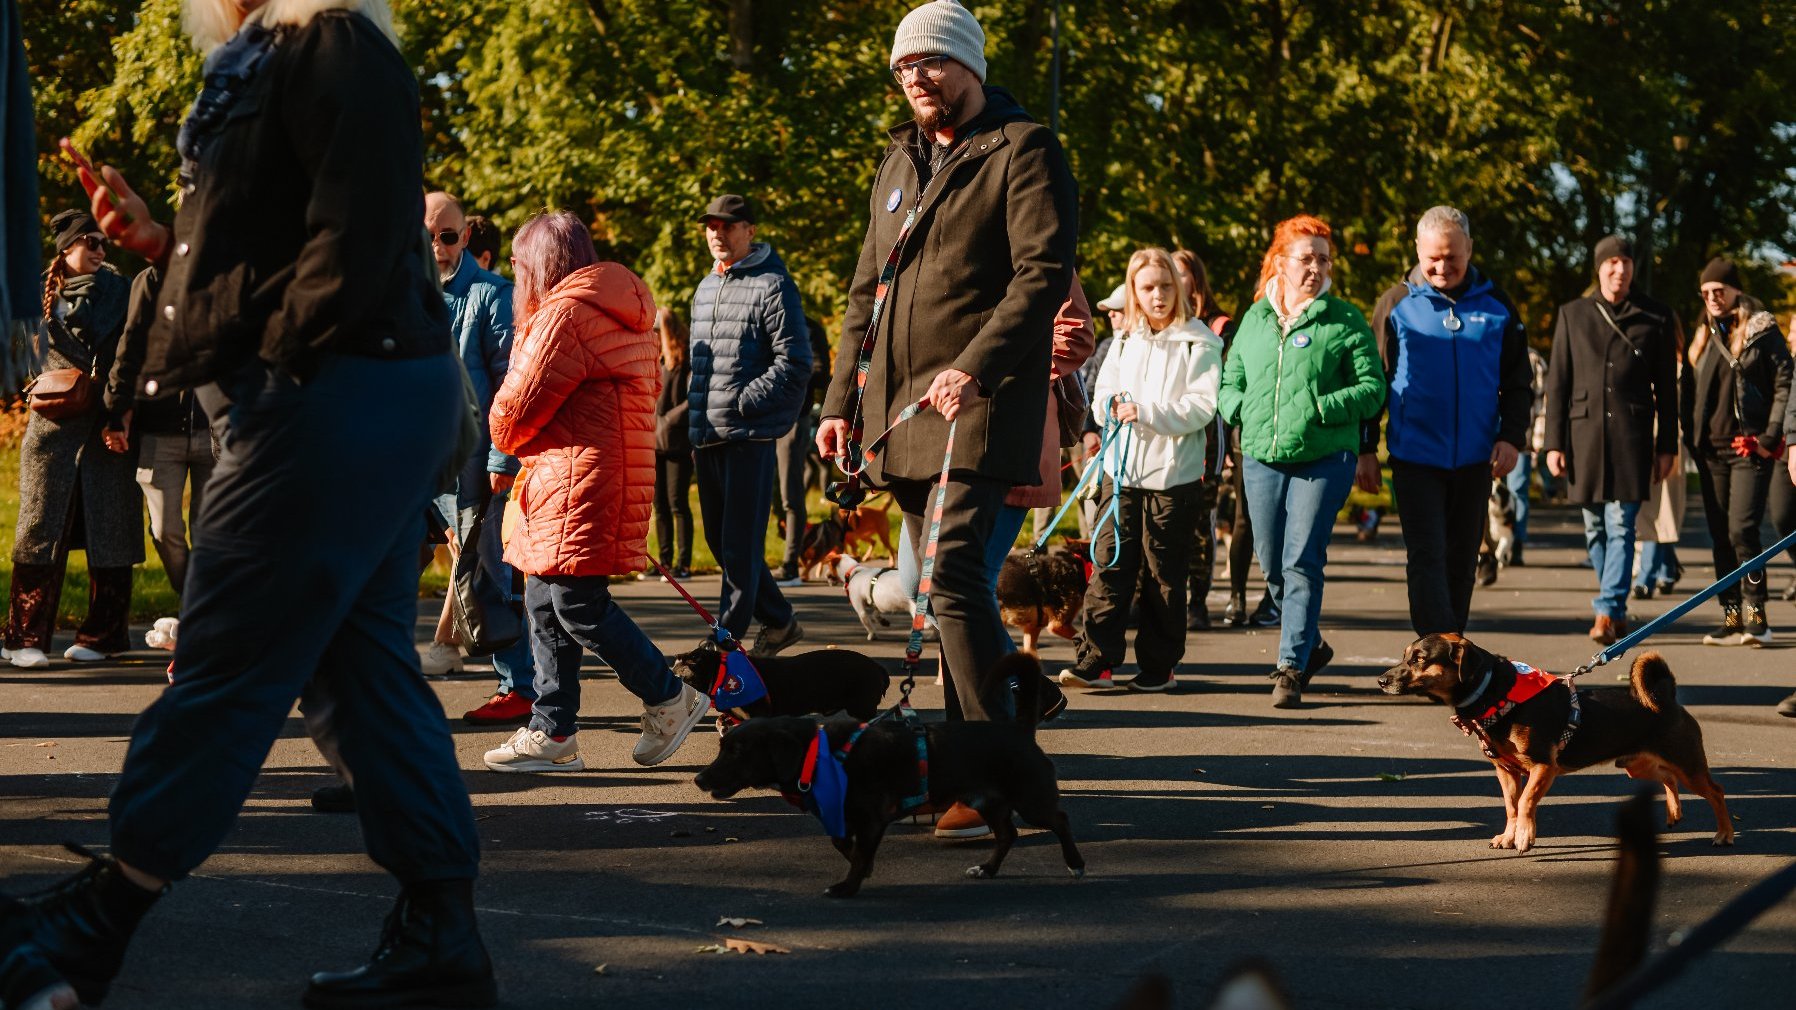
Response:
[994,650,1046,735]
[1627,652,1677,714]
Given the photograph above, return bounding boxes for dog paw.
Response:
[1712,832,1736,847]
[1490,833,1516,849]
[1067,866,1085,879]
[965,865,996,880]
[1513,832,1535,854]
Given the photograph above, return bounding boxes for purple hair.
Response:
[511,211,598,329]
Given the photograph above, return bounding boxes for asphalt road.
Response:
[2,506,1792,1009]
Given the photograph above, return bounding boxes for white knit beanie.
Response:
[890,1,987,82]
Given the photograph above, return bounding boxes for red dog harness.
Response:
[1452,661,1583,759]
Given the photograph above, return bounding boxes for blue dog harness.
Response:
[785,724,930,839]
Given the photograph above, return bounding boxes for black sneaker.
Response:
[1247,592,1280,627]
[1036,676,1069,722]
[1127,669,1174,693]
[1270,668,1303,708]
[749,618,804,658]
[774,562,802,588]
[1742,606,1773,647]
[1703,606,1745,647]
[1224,593,1248,627]
[1185,601,1212,631]
[1057,665,1113,689]
[1303,639,1334,684]
[1632,583,1654,600]
[1777,691,1796,718]
[311,782,357,814]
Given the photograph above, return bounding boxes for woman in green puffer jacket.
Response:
[1219,214,1384,709]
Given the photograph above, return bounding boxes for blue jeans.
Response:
[1241,451,1356,671]
[695,440,794,638]
[1635,541,1680,589]
[436,483,535,700]
[1505,451,1532,552]
[112,354,478,883]
[526,573,680,738]
[1582,501,1641,619]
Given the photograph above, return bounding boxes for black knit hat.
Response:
[1592,234,1633,268]
[1699,257,1742,290]
[50,208,101,253]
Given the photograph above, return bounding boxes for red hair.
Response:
[1256,215,1334,299]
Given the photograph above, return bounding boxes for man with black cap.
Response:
[1543,235,1680,645]
[688,193,812,656]
[817,0,1078,838]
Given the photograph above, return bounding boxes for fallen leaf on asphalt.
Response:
[725,938,788,955]
[35,741,56,747]
[1261,804,1274,809]
[716,917,763,928]
[696,944,728,954]
[1377,773,1406,782]
[1191,767,1206,774]
[723,836,740,843]
[593,964,608,975]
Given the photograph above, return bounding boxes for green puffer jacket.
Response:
[1219,288,1385,463]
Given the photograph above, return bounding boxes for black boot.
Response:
[303,879,496,1009]
[1185,599,1211,631]
[0,843,164,1008]
[1223,592,1248,627]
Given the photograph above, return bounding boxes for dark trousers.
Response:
[1695,451,1775,609]
[108,354,478,884]
[890,475,1014,722]
[1768,465,1796,567]
[653,452,694,569]
[1228,451,1256,596]
[695,440,792,638]
[526,574,680,738]
[4,562,132,653]
[1392,458,1491,636]
[772,423,809,569]
[1078,479,1199,676]
[1187,476,1221,603]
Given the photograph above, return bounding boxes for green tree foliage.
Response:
[22,0,1796,341]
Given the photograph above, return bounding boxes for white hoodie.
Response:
[1090,317,1224,490]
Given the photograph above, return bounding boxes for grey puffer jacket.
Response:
[687,243,811,447]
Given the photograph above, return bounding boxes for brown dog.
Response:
[996,545,1090,654]
[1379,633,1732,853]
[839,493,895,562]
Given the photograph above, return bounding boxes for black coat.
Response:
[821,87,1079,486]
[140,11,448,392]
[1681,308,1792,454]
[656,360,692,456]
[1543,292,1680,504]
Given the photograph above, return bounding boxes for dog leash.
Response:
[650,559,765,723]
[1566,525,1796,680]
[1029,396,1133,553]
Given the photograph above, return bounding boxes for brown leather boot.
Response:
[1588,614,1618,645]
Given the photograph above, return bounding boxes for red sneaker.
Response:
[462,691,535,725]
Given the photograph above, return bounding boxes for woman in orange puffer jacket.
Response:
[480,212,710,776]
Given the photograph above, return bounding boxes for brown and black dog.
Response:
[1379,633,1733,853]
[996,544,1091,654]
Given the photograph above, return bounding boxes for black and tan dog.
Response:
[672,640,889,722]
[1379,633,1733,853]
[693,652,1085,897]
[996,544,1091,654]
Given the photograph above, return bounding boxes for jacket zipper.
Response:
[1272,327,1287,449]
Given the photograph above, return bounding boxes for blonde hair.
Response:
[1123,248,1191,333]
[184,0,399,53]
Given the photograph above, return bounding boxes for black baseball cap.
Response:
[697,194,756,224]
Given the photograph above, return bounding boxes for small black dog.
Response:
[672,640,889,721]
[693,652,1085,897]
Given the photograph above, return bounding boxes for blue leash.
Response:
[1030,394,1134,567]
[1572,524,1796,677]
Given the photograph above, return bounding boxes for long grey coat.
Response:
[13,266,142,567]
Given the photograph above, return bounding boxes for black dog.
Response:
[693,652,1085,897]
[672,640,889,721]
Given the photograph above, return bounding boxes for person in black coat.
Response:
[1682,258,1791,646]
[1543,235,1679,646]
[654,306,695,576]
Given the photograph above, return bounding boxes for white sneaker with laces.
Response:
[483,726,584,773]
[633,683,710,766]
[8,648,49,669]
[64,645,108,663]
[420,641,464,677]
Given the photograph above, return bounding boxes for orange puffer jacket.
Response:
[492,263,659,577]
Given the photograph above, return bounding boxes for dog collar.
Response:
[1451,666,1495,713]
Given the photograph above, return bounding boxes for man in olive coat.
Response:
[818,0,1078,730]
[1544,235,1679,645]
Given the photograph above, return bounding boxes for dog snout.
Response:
[1377,666,1406,693]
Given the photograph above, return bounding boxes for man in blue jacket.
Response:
[424,191,534,724]
[688,194,812,655]
[1360,206,1533,636]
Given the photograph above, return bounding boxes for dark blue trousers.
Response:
[695,440,793,638]
[109,354,480,884]
[525,574,680,738]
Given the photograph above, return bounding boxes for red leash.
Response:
[651,559,722,631]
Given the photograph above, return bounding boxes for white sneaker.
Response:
[8,648,49,669]
[64,645,108,663]
[633,683,710,766]
[145,617,179,651]
[483,726,584,773]
[420,641,464,678]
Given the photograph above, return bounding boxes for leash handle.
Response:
[1029,409,1130,552]
[899,416,957,705]
[1575,524,1796,676]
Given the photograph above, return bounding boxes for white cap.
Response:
[1095,284,1127,312]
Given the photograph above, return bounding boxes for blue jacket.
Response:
[442,249,518,475]
[687,242,811,447]
[1366,266,1532,469]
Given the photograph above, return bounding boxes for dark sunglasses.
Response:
[434,229,462,246]
[76,235,105,253]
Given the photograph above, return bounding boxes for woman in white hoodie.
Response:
[1060,248,1223,692]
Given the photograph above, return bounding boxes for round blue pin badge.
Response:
[1292,333,1311,348]
[887,187,903,212]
